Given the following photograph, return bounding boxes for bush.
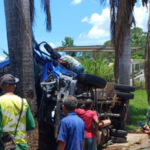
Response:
[134,81,145,90]
[79,58,114,82]
[131,55,143,59]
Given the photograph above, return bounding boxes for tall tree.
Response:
[3,0,51,149]
[62,37,74,47]
[100,0,148,84]
[100,0,148,125]
[62,37,77,57]
[131,27,147,46]
[131,27,146,59]
[145,12,150,104]
[62,37,93,59]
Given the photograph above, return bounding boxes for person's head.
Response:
[0,74,19,93]
[62,95,77,114]
[85,99,93,110]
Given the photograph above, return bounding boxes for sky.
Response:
[0,0,149,61]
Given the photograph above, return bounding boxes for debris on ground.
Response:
[103,133,150,150]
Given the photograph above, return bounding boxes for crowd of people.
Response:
[57,96,99,150]
[0,74,101,150]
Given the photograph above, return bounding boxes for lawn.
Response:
[125,90,149,131]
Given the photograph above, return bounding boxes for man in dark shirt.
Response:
[57,96,85,150]
[75,99,99,150]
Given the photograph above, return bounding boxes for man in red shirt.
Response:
[75,99,99,150]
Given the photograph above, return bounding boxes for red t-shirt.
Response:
[75,109,98,139]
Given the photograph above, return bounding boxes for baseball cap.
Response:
[0,74,19,86]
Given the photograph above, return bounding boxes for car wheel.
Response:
[115,92,134,99]
[111,136,127,143]
[111,129,127,137]
[114,84,135,92]
[77,73,106,88]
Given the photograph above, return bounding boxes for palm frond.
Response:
[41,0,51,31]
[13,0,27,35]
[142,0,149,7]
[99,0,107,4]
[144,14,150,104]
[32,31,38,46]
[110,0,117,46]
[29,0,35,26]
[107,0,136,83]
[29,0,37,45]
[115,0,135,56]
[109,0,118,82]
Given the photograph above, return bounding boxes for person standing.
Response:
[145,107,150,126]
[139,107,150,134]
[75,99,99,150]
[58,55,84,74]
[0,74,35,150]
[57,96,85,150]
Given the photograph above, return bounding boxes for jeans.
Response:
[73,65,84,74]
[84,138,97,150]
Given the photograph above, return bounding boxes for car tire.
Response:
[114,84,135,92]
[111,136,127,143]
[77,73,106,88]
[115,92,134,99]
[111,129,127,137]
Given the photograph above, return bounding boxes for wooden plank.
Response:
[54,46,143,52]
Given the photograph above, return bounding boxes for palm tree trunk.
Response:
[119,25,132,125]
[3,0,38,149]
[119,26,131,85]
[145,7,150,105]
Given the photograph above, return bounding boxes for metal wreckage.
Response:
[0,42,135,149]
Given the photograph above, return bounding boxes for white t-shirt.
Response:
[60,55,80,71]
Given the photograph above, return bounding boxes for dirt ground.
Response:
[102,133,150,150]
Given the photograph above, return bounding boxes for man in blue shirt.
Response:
[57,96,85,150]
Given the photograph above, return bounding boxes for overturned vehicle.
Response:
[0,42,135,149]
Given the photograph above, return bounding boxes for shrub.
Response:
[79,58,114,82]
[134,81,145,90]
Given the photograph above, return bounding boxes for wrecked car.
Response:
[0,42,135,149]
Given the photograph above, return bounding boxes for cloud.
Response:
[134,5,148,31]
[78,4,149,45]
[0,57,4,61]
[81,17,89,23]
[70,0,82,5]
[79,7,110,43]
[49,42,55,48]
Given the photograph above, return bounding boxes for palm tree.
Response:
[100,0,149,125]
[105,0,135,85]
[145,8,150,104]
[3,0,51,149]
[100,0,148,85]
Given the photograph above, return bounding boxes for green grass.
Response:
[125,90,148,131]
